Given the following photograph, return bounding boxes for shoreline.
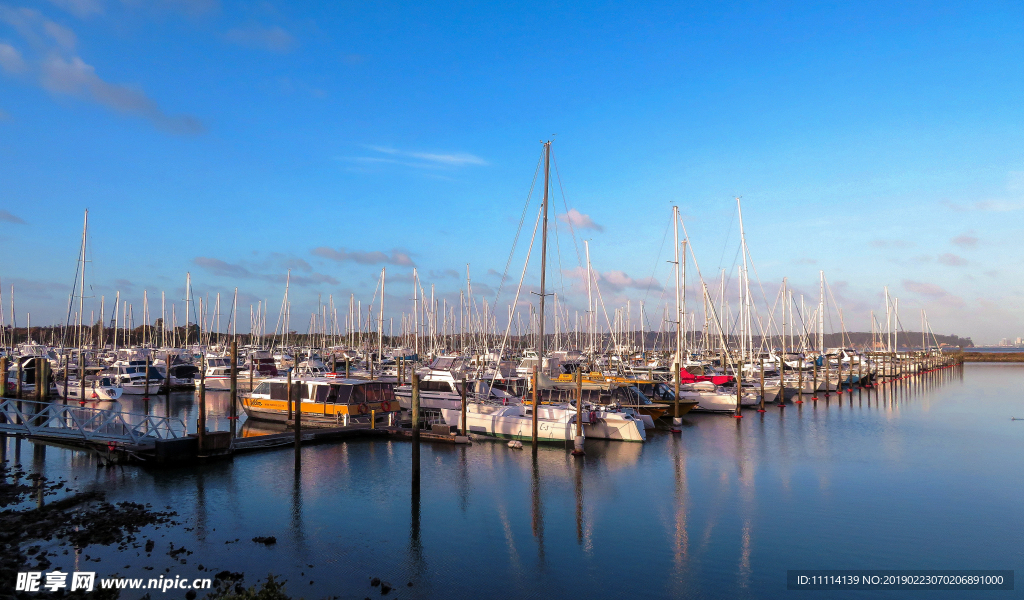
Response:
[961,352,1024,362]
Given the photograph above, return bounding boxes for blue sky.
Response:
[0,0,1021,343]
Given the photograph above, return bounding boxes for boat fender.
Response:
[589,410,597,423]
[91,392,98,399]
[357,402,369,415]
[380,400,391,412]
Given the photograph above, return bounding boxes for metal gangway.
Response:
[0,398,187,446]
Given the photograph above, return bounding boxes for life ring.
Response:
[357,402,369,415]
[380,400,391,412]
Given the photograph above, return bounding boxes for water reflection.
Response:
[6,363,1022,600]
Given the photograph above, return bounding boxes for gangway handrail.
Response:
[0,398,187,445]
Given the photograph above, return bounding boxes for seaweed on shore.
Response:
[0,460,176,599]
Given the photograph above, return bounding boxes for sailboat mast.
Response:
[585,240,594,360]
[672,205,682,374]
[537,140,551,364]
[77,210,88,352]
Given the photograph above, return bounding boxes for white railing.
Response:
[0,398,186,444]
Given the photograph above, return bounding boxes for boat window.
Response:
[100,378,112,387]
[252,382,271,395]
[351,386,365,404]
[329,385,352,404]
[300,384,312,400]
[269,382,288,400]
[685,365,704,376]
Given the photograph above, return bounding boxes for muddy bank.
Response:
[961,352,1024,362]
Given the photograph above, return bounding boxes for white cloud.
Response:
[47,0,104,18]
[40,55,205,134]
[225,25,294,52]
[557,208,603,232]
[0,43,26,73]
[341,146,488,171]
[312,247,415,267]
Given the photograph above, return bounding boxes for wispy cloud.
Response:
[869,239,912,249]
[902,279,965,308]
[225,24,295,52]
[312,247,414,267]
[937,253,967,267]
[339,145,487,171]
[0,6,205,134]
[557,208,603,232]
[0,209,26,224]
[951,233,978,248]
[193,256,338,286]
[47,0,103,18]
[564,266,662,292]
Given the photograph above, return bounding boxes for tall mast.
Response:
[413,270,419,357]
[184,272,192,348]
[818,271,825,354]
[537,140,551,363]
[672,206,682,372]
[379,268,385,365]
[77,210,88,351]
[584,239,594,359]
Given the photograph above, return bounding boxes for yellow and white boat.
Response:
[242,376,399,424]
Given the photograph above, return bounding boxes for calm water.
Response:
[5,364,1022,599]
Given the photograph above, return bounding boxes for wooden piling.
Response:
[0,357,7,397]
[460,376,468,437]
[411,372,421,440]
[230,340,238,439]
[198,354,207,451]
[673,360,680,419]
[143,356,151,400]
[735,358,743,418]
[165,352,172,397]
[294,377,301,468]
[286,368,293,420]
[574,369,584,454]
[78,351,85,403]
[824,354,830,397]
[759,357,765,411]
[35,358,43,403]
[345,358,350,378]
[532,366,539,444]
[16,357,23,399]
[797,358,804,403]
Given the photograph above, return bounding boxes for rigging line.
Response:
[551,152,585,269]
[642,218,671,306]
[491,148,543,317]
[715,203,737,274]
[487,204,544,396]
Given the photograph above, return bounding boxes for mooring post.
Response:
[759,357,765,411]
[198,353,207,451]
[735,357,743,418]
[35,358,43,403]
[573,369,585,455]
[812,357,819,400]
[294,377,301,468]
[165,352,172,397]
[460,376,468,436]
[62,353,69,405]
[0,356,7,398]
[797,357,804,404]
[143,356,151,400]
[824,354,830,397]
[673,360,680,423]
[332,354,337,375]
[411,372,421,503]
[287,367,293,420]
[16,357,23,400]
[345,358,351,378]
[230,340,238,439]
[532,366,539,446]
[411,372,421,440]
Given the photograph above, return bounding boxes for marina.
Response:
[2,2,1021,597]
[1,360,1019,599]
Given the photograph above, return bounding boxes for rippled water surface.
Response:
[6,363,1023,599]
